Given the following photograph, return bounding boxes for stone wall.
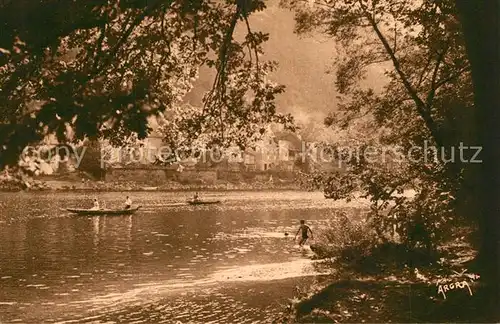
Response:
[217,170,296,183]
[104,167,297,185]
[105,167,218,185]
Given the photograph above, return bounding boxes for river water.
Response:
[0,190,367,323]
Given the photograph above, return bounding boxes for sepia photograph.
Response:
[0,0,498,323]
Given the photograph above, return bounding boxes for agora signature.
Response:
[436,270,480,299]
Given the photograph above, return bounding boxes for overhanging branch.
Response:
[361,2,443,147]
[425,44,449,109]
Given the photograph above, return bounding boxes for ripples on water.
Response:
[0,191,367,323]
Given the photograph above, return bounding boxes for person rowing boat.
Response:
[90,198,100,210]
[124,196,132,209]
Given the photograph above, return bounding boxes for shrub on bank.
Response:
[311,211,378,272]
[312,211,439,275]
[0,168,48,191]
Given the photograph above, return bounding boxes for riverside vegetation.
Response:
[275,211,484,323]
[273,0,497,321]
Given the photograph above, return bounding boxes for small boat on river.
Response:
[141,186,158,191]
[186,200,221,205]
[64,206,141,216]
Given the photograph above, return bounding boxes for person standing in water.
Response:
[124,196,132,209]
[295,220,313,246]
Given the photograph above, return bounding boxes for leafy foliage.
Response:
[283,0,475,252]
[312,211,444,279]
[313,211,375,262]
[0,0,293,169]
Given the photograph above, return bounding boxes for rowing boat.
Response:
[186,200,221,205]
[65,206,141,215]
[141,186,158,191]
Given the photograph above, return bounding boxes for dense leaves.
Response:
[0,0,293,169]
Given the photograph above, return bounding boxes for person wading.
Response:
[295,220,313,246]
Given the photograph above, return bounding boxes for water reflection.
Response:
[92,216,100,248]
[0,191,366,323]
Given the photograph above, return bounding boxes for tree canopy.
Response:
[283,0,475,251]
[0,0,293,169]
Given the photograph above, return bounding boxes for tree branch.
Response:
[425,46,448,109]
[202,3,242,143]
[244,15,260,74]
[92,0,167,78]
[91,22,107,73]
[416,52,434,89]
[393,21,397,53]
[434,64,471,89]
[362,5,443,147]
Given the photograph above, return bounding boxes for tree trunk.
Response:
[455,0,500,318]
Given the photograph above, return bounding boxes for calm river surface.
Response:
[0,190,366,323]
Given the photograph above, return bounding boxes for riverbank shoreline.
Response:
[0,178,305,193]
[276,239,495,323]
